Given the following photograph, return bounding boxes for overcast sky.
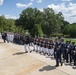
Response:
[0,0,76,23]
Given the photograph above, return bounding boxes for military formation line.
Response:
[0,32,76,67]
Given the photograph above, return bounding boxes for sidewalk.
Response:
[0,39,76,75]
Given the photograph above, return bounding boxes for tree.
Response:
[0,15,25,34]
[0,15,7,32]
[63,24,76,38]
[56,12,64,32]
[15,7,66,37]
[32,24,44,37]
[6,19,15,32]
[16,8,35,30]
[41,8,64,36]
[70,24,76,38]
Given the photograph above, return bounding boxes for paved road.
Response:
[0,39,76,75]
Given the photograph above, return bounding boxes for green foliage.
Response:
[15,7,65,37]
[0,15,7,32]
[32,24,44,37]
[0,15,25,34]
[0,7,70,37]
[63,23,76,38]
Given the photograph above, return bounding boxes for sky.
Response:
[0,0,76,24]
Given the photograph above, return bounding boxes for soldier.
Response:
[29,37,34,46]
[38,38,40,53]
[43,39,47,55]
[44,39,49,55]
[13,33,16,43]
[60,39,65,61]
[42,39,46,55]
[65,41,71,63]
[73,46,76,66]
[33,37,36,51]
[41,39,44,54]
[39,39,42,54]
[24,35,31,53]
[54,37,58,58]
[42,38,45,54]
[35,38,39,52]
[19,34,24,45]
[13,33,19,44]
[48,40,54,56]
[70,42,75,64]
[1,32,8,43]
[54,38,63,67]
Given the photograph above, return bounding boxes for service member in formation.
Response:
[54,38,63,67]
[24,35,31,53]
[1,32,9,43]
[60,39,65,61]
[73,46,76,66]
[48,40,54,56]
[70,42,75,64]
[65,41,71,63]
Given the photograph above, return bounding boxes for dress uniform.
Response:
[24,36,30,53]
[43,40,47,55]
[39,39,43,53]
[54,40,63,67]
[45,40,49,55]
[42,39,45,54]
[60,39,65,61]
[33,38,36,51]
[70,42,75,63]
[2,32,8,43]
[65,41,71,63]
[73,46,76,66]
[48,40,54,56]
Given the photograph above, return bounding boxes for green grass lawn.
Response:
[63,38,76,44]
[52,37,76,44]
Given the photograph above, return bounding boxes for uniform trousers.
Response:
[24,44,30,52]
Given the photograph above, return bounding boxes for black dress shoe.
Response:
[30,51,32,53]
[61,63,63,66]
[39,52,41,54]
[33,49,35,51]
[48,54,50,56]
[55,65,59,67]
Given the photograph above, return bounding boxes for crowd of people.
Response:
[0,32,76,67]
[33,37,76,67]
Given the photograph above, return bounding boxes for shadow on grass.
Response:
[39,65,56,72]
